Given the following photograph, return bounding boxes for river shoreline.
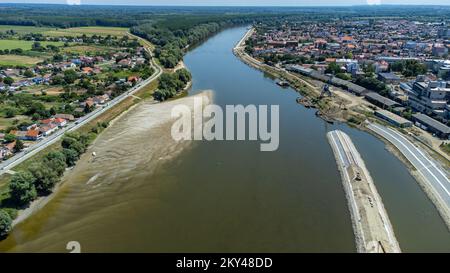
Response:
[2,26,449,252]
[234,27,450,232]
[5,32,196,237]
[9,89,209,234]
[365,126,450,231]
[327,130,401,253]
[11,98,156,229]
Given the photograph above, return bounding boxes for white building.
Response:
[407,79,450,117]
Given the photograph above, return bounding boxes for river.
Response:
[0,26,449,252]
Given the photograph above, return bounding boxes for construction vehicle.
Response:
[320,83,332,98]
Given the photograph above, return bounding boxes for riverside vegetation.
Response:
[0,5,258,239]
[0,121,108,238]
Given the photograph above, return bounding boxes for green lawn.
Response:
[0,39,64,51]
[112,70,136,79]
[0,54,43,66]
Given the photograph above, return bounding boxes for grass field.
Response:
[0,39,64,50]
[0,25,54,35]
[0,25,129,38]
[0,54,43,66]
[44,26,129,37]
[0,115,31,131]
[62,45,116,54]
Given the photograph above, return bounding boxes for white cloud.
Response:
[66,0,81,5]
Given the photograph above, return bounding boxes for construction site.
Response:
[327,130,401,253]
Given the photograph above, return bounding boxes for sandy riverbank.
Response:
[327,130,401,253]
[10,90,213,230]
[235,27,450,232]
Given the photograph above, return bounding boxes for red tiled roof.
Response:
[26,129,39,138]
[40,118,54,124]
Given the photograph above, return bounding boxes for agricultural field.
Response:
[0,39,64,51]
[43,26,129,37]
[0,54,43,66]
[0,25,54,35]
[0,25,129,37]
[0,25,131,67]
[62,45,116,55]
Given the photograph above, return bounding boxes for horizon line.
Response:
[1,3,450,7]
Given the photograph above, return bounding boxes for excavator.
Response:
[320,83,332,98]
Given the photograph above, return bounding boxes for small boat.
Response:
[276,80,289,87]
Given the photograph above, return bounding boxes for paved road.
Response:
[0,37,162,175]
[368,123,450,208]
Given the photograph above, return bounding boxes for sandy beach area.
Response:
[11,90,213,229]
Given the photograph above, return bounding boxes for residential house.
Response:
[26,129,40,141]
[54,114,75,121]
[39,124,58,136]
[53,118,67,127]
[82,67,94,75]
[118,58,132,68]
[128,76,139,83]
[10,130,28,140]
[40,118,55,125]
[93,94,109,105]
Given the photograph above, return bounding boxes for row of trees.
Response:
[354,76,390,96]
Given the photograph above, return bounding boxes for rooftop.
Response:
[364,92,400,108]
[413,113,450,134]
[378,72,401,81]
[375,109,412,125]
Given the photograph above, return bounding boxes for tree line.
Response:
[0,121,108,238]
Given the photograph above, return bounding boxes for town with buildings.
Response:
[0,29,153,161]
[246,19,450,140]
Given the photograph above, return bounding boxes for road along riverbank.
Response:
[367,122,450,230]
[235,26,450,233]
[0,33,162,177]
[327,130,401,253]
[2,26,450,252]
[0,90,213,250]
[0,33,163,231]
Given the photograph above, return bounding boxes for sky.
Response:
[0,0,448,6]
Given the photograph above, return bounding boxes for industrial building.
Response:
[407,78,450,118]
[412,113,450,139]
[375,109,412,128]
[364,92,400,109]
[378,72,401,84]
